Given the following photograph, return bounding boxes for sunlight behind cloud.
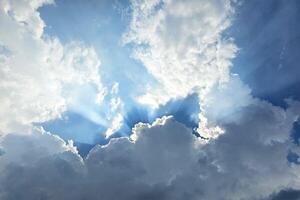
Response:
[1,1,300,199]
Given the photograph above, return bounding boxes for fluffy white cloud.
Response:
[124,0,237,107]
[196,74,253,139]
[0,0,104,134]
[104,82,125,138]
[105,113,123,138]
[1,0,300,199]
[0,100,300,199]
[0,0,53,38]
[124,0,243,139]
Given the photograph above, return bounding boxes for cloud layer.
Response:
[1,99,300,199]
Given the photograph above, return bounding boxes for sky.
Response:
[0,0,300,199]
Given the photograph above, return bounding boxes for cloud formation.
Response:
[123,0,245,139]
[0,99,300,199]
[124,0,237,107]
[0,0,104,134]
[1,0,300,199]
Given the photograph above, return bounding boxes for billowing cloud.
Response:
[0,0,104,134]
[1,0,300,199]
[0,99,300,199]
[123,0,245,139]
[124,0,237,107]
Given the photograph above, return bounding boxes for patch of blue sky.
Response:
[38,0,201,150]
[287,150,300,165]
[39,0,300,158]
[39,0,158,103]
[226,0,300,164]
[40,111,106,144]
[40,93,200,144]
[228,0,300,108]
[291,120,300,146]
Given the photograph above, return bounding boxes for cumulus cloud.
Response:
[124,0,237,107]
[1,0,300,199]
[123,0,244,139]
[196,74,252,139]
[0,0,104,134]
[0,100,300,199]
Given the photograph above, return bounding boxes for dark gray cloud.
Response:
[0,99,300,200]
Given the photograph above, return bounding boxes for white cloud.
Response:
[124,0,237,107]
[124,0,242,139]
[0,0,105,134]
[1,0,300,199]
[1,0,54,38]
[105,113,123,138]
[196,74,253,139]
[200,74,252,124]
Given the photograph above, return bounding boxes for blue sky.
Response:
[230,0,300,108]
[38,0,203,149]
[1,0,300,199]
[37,0,300,152]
